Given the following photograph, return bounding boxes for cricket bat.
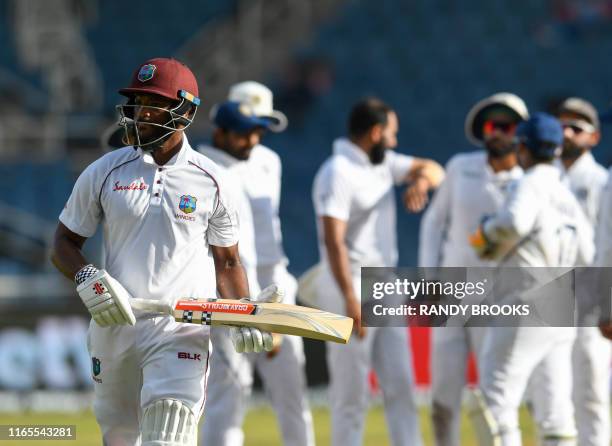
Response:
[131,297,353,344]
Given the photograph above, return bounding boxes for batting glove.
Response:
[230,285,284,353]
[75,265,136,327]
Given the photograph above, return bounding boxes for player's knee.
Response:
[141,399,198,446]
[94,400,139,444]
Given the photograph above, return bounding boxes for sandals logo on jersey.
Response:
[92,357,102,383]
[137,64,156,82]
[179,195,197,214]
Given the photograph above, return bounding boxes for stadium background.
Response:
[0,0,611,443]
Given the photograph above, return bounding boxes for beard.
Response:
[484,136,515,158]
[134,122,173,151]
[561,140,587,161]
[369,142,387,165]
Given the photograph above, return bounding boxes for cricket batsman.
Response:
[469,113,594,446]
[419,92,527,446]
[50,58,276,446]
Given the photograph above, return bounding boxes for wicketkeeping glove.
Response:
[230,284,284,353]
[75,265,136,327]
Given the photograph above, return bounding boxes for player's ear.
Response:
[369,123,384,143]
[590,131,601,146]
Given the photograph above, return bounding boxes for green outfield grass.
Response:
[0,406,537,446]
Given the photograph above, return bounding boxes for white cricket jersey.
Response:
[559,152,608,227]
[243,144,287,267]
[197,145,259,293]
[312,137,414,268]
[483,163,594,267]
[419,151,522,267]
[595,166,612,267]
[59,136,240,307]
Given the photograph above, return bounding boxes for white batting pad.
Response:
[141,399,197,446]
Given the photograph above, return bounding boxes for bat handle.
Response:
[130,298,173,315]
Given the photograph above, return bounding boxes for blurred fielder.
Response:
[50,58,276,446]
[529,98,610,446]
[420,92,527,446]
[312,97,444,446]
[469,113,594,446]
[200,84,314,446]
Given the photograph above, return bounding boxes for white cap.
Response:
[464,92,529,146]
[228,81,288,132]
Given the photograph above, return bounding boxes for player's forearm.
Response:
[325,240,358,303]
[215,258,250,299]
[51,228,89,281]
[407,160,445,189]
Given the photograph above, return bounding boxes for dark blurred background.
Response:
[1,0,612,403]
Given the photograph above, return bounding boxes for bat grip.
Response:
[130,298,172,315]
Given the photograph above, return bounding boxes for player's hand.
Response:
[403,176,430,213]
[599,322,612,340]
[250,284,284,303]
[75,266,136,327]
[230,326,274,353]
[232,284,284,353]
[346,296,366,339]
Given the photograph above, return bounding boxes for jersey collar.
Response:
[333,138,371,166]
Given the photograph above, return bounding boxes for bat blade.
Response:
[175,299,353,344]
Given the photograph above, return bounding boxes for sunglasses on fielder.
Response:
[561,119,596,135]
[483,120,517,135]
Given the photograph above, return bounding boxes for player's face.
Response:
[220,128,264,160]
[370,111,398,164]
[482,110,518,157]
[559,112,599,160]
[132,93,178,141]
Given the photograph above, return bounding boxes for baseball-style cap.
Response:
[119,57,200,105]
[212,101,275,133]
[516,112,563,157]
[557,97,600,130]
[228,81,287,132]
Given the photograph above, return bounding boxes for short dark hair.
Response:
[348,98,393,138]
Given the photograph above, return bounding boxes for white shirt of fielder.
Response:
[313,137,413,270]
[60,136,239,309]
[596,166,612,266]
[559,151,608,227]
[420,150,522,268]
[484,163,593,267]
[243,144,287,268]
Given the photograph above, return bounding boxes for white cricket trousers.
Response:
[87,316,210,446]
[317,266,422,446]
[480,326,576,446]
[431,326,487,446]
[200,264,315,446]
[572,327,611,446]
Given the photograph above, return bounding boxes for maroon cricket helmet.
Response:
[119,57,199,104]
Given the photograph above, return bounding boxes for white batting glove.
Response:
[75,265,136,327]
[230,284,284,353]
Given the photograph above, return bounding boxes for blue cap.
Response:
[212,101,274,132]
[516,112,563,157]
